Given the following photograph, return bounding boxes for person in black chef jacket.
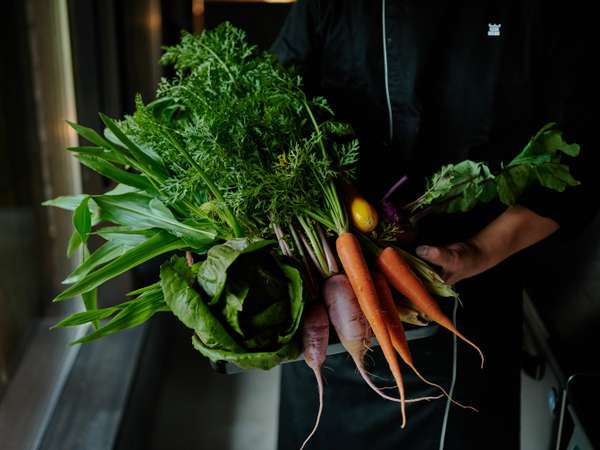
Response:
[271,1,592,449]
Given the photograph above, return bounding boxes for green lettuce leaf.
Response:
[192,335,300,370]
[161,255,243,352]
[197,238,274,305]
[247,301,288,330]
[276,264,304,344]
[222,285,250,337]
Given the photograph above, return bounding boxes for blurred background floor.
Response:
[148,325,281,450]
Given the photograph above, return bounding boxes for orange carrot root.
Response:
[377,247,484,368]
[336,232,406,427]
[373,271,478,411]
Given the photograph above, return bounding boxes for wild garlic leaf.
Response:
[93,192,217,247]
[197,238,274,305]
[81,288,99,329]
[71,290,167,345]
[63,240,132,285]
[52,306,120,329]
[94,226,153,246]
[76,155,156,193]
[54,231,186,301]
[73,196,91,245]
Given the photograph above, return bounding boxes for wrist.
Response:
[465,236,498,272]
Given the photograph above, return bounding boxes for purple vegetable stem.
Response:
[381,200,402,225]
[410,205,435,224]
[382,175,408,202]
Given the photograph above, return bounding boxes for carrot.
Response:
[323,273,442,406]
[335,232,407,427]
[300,301,329,450]
[372,272,414,365]
[376,246,484,368]
[373,271,478,411]
[395,300,430,327]
[323,274,392,400]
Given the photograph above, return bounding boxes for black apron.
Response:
[271,1,583,448]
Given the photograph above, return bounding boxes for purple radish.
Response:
[300,301,329,450]
[322,274,440,404]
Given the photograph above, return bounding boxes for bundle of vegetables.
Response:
[44,22,582,446]
[45,23,358,370]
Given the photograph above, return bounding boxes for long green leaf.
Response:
[67,146,128,165]
[43,194,89,211]
[104,126,164,165]
[43,183,133,212]
[73,197,91,244]
[63,240,131,284]
[93,192,217,247]
[77,155,157,193]
[99,113,168,180]
[67,230,82,258]
[94,227,154,246]
[54,231,186,301]
[71,291,167,344]
[67,120,114,149]
[52,306,120,328]
[82,288,99,329]
[127,281,161,297]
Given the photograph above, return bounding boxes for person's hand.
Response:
[415,241,491,285]
[414,206,560,285]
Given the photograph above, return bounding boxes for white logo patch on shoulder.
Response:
[488,23,501,37]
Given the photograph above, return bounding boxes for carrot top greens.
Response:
[122,23,358,238]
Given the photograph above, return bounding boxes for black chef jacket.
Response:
[271,1,590,449]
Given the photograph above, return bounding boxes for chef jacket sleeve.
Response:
[516,4,597,233]
[270,0,322,94]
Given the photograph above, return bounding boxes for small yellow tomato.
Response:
[350,196,379,233]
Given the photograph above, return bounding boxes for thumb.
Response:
[415,245,454,267]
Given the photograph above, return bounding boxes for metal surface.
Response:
[522,293,598,449]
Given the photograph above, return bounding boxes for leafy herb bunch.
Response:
[125,23,358,238]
